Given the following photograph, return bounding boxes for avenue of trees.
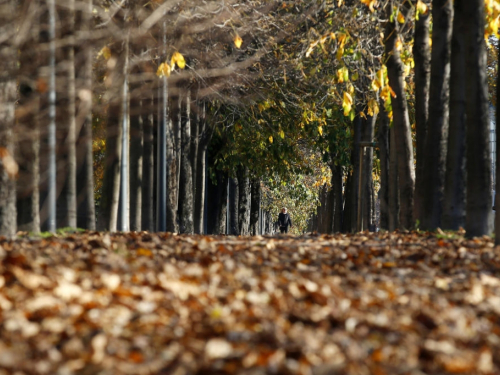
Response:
[0,0,500,240]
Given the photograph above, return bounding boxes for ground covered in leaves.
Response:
[0,231,500,375]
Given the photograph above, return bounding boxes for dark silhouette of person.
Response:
[277,207,293,233]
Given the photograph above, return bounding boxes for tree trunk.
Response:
[378,97,390,231]
[76,0,95,230]
[190,93,200,229]
[249,178,260,235]
[16,0,40,233]
[228,176,239,235]
[97,45,126,231]
[362,113,376,231]
[130,98,143,231]
[495,34,500,244]
[166,89,179,233]
[206,170,227,234]
[56,0,77,229]
[342,173,353,233]
[420,0,453,230]
[237,166,250,235]
[142,95,155,231]
[413,3,431,226]
[332,163,343,233]
[385,15,415,229]
[194,103,211,234]
[464,0,492,237]
[442,0,466,230]
[179,89,194,234]
[389,125,400,231]
[0,3,17,238]
[350,111,362,232]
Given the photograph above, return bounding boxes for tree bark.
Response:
[495,33,500,244]
[350,111,362,232]
[362,113,376,231]
[237,166,250,235]
[385,15,415,229]
[413,3,431,227]
[16,0,40,233]
[332,163,343,233]
[56,0,77,229]
[342,173,353,233]
[249,178,260,235]
[0,3,17,238]
[420,0,453,230]
[97,45,126,232]
[75,0,95,230]
[130,98,143,231]
[142,95,155,231]
[194,102,211,234]
[377,97,390,231]
[179,89,194,234]
[166,89,179,233]
[464,0,492,237]
[228,176,239,235]
[389,125,400,231]
[442,0,466,230]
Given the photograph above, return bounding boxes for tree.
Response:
[384,4,415,230]
[464,0,492,237]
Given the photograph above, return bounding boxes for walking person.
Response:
[277,207,293,234]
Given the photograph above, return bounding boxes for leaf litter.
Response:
[0,231,499,374]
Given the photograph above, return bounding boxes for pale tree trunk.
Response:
[130,97,143,231]
[495,37,500,244]
[190,91,199,230]
[56,0,77,228]
[17,0,40,233]
[385,13,415,229]
[413,2,431,226]
[464,0,492,237]
[249,178,260,235]
[0,1,17,238]
[377,97,390,230]
[420,0,453,230]
[76,0,95,230]
[179,88,194,234]
[97,44,126,231]
[166,89,179,232]
[194,102,211,234]
[142,95,155,231]
[442,0,466,230]
[237,166,250,235]
[389,125,400,231]
[341,173,353,233]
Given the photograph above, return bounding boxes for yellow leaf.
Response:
[171,52,186,69]
[137,248,153,257]
[269,136,273,144]
[234,35,243,49]
[416,0,428,15]
[367,99,379,117]
[279,130,285,139]
[352,71,359,81]
[98,46,111,60]
[397,12,405,24]
[318,126,323,136]
[156,62,171,77]
[342,91,353,116]
[347,83,354,94]
[336,47,344,61]
[395,37,403,51]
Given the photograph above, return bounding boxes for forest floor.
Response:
[0,231,499,375]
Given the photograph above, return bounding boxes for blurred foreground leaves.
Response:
[0,231,500,374]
